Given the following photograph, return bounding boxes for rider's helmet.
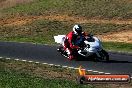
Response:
[73,24,82,35]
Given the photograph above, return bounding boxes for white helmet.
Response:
[73,24,82,35]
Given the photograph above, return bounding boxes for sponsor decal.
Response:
[77,66,131,84]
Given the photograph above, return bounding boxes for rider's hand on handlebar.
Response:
[73,45,84,51]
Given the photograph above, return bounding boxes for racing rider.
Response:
[63,24,87,60]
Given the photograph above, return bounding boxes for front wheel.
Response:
[57,46,69,58]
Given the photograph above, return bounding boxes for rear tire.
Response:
[94,50,109,62]
[100,50,109,61]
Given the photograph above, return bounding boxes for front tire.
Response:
[57,46,69,57]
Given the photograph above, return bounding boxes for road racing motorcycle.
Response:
[54,34,109,61]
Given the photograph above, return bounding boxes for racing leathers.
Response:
[63,31,86,60]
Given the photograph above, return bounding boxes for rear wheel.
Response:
[99,50,109,61]
[94,50,109,62]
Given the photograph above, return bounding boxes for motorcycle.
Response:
[54,34,109,61]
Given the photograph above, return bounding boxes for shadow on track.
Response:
[104,60,132,63]
[76,58,132,63]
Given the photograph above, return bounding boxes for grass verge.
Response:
[102,42,132,53]
[1,0,132,19]
[0,57,132,88]
[0,58,93,88]
[0,19,132,53]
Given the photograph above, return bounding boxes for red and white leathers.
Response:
[63,31,87,60]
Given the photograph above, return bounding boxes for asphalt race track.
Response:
[0,42,132,75]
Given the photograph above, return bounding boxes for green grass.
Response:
[0,71,91,88]
[0,58,93,88]
[0,19,132,53]
[1,0,132,19]
[0,19,131,40]
[102,42,132,53]
[0,57,132,88]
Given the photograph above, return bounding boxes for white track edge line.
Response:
[14,59,20,61]
[21,60,27,62]
[1,56,132,78]
[62,66,68,68]
[28,61,33,63]
[6,58,11,60]
[0,57,3,59]
[35,62,40,64]
[49,64,54,66]
[105,73,111,74]
[42,63,48,65]
[55,65,61,67]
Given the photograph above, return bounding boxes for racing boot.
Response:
[57,46,64,53]
[68,55,74,60]
[68,54,77,60]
